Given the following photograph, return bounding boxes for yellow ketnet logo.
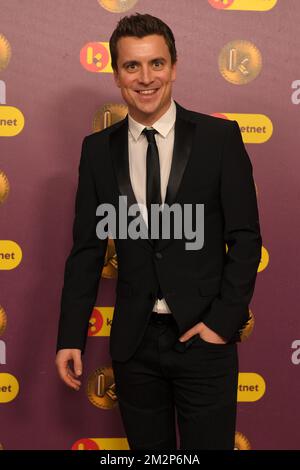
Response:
[258,246,269,273]
[72,437,129,450]
[0,106,25,136]
[238,372,266,402]
[0,373,19,403]
[0,241,22,270]
[208,0,277,11]
[212,113,273,143]
[88,307,114,337]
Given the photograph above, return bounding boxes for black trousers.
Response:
[111,312,239,450]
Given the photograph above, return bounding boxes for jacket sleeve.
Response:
[56,136,108,355]
[202,120,262,341]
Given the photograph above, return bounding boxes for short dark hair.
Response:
[109,13,177,71]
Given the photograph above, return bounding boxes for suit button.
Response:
[155,252,162,259]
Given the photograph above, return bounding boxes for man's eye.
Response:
[153,62,163,68]
[127,64,137,70]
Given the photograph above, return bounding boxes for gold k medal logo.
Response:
[219,40,262,84]
[93,103,128,132]
[0,34,11,72]
[98,0,138,13]
[240,309,255,341]
[234,431,251,450]
[102,238,118,279]
[0,171,10,205]
[0,306,7,335]
[87,366,118,409]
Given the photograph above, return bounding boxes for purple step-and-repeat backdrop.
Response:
[0,0,299,450]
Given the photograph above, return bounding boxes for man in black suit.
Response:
[56,13,262,450]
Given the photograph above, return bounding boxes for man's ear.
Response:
[171,61,177,82]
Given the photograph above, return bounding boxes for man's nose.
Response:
[139,65,154,84]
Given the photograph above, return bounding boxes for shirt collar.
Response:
[128,98,176,142]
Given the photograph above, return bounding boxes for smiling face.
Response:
[113,34,177,126]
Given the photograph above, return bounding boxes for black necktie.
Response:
[142,128,162,240]
[142,127,163,300]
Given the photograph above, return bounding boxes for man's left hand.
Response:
[179,321,227,344]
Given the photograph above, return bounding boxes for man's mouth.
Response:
[135,88,160,96]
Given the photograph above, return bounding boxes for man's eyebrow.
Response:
[122,57,167,67]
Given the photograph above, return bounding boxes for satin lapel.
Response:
[165,107,196,207]
[156,103,197,251]
[110,116,154,251]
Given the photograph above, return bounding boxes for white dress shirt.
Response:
[127,98,176,313]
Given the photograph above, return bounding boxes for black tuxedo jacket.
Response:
[56,100,262,362]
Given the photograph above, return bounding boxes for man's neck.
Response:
[128,99,172,127]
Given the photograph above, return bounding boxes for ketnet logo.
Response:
[208,0,277,10]
[80,42,112,73]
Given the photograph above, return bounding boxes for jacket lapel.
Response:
[157,103,196,251]
[110,115,137,210]
[109,100,197,252]
[110,116,152,251]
